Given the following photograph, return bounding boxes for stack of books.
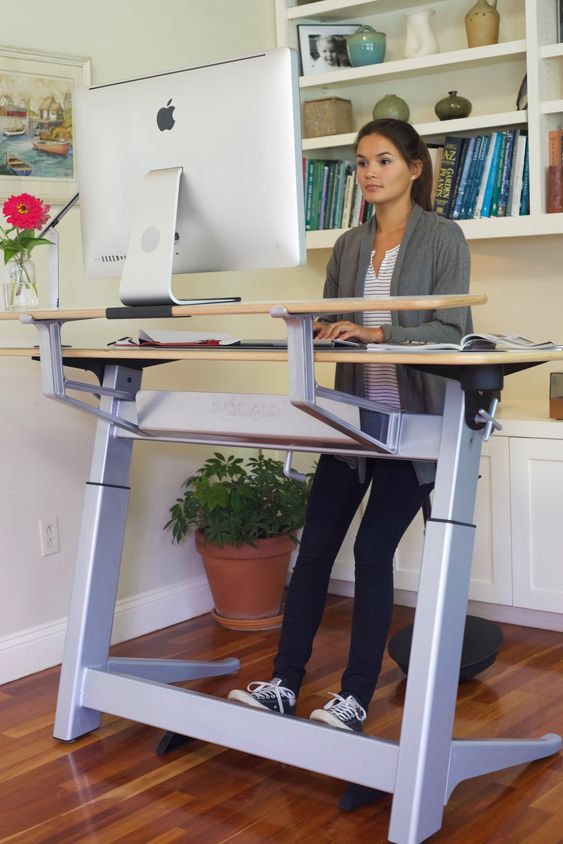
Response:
[303,158,374,231]
[432,129,529,220]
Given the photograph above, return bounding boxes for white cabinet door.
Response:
[511,437,563,613]
[394,436,512,605]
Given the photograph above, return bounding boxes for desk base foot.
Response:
[155,731,193,756]
[339,783,387,811]
[106,656,240,682]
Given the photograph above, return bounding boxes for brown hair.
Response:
[354,119,433,212]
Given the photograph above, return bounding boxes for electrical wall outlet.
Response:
[39,516,60,557]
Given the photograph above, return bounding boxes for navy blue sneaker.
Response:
[228,677,296,715]
[309,692,366,732]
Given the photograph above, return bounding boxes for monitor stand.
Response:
[118,167,240,307]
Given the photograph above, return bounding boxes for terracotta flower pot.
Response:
[195,530,295,631]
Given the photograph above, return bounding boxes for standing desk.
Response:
[13,295,563,843]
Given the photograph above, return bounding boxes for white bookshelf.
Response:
[275,0,563,245]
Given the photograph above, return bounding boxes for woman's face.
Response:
[355,132,421,208]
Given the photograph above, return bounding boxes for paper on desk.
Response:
[132,329,240,346]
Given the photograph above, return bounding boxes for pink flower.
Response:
[2,193,51,231]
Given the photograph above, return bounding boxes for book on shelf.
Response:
[451,136,477,219]
[462,134,491,220]
[498,128,519,217]
[479,131,504,218]
[329,161,346,229]
[508,131,527,216]
[367,333,562,353]
[309,159,325,230]
[341,172,355,229]
[548,129,563,167]
[448,137,471,218]
[434,135,465,217]
[519,138,530,215]
[493,129,517,217]
[473,132,498,218]
[428,144,444,207]
[306,161,316,229]
[456,134,483,219]
[317,161,330,229]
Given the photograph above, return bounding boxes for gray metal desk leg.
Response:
[388,379,560,844]
[53,365,138,741]
[53,364,239,742]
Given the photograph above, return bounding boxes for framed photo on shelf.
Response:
[0,45,91,206]
[297,24,357,76]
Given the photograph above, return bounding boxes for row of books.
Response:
[303,158,374,231]
[432,129,529,220]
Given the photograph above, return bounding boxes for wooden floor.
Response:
[2,597,563,843]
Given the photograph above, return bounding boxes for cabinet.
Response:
[275,0,563,245]
[510,435,563,613]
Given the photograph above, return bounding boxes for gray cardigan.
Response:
[322,204,472,484]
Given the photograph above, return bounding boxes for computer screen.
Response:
[73,47,306,305]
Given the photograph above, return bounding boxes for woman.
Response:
[228,119,471,732]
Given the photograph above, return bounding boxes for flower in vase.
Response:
[0,194,52,308]
[0,193,52,264]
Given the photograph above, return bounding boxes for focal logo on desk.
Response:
[212,399,279,419]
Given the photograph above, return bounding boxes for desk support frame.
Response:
[37,325,560,843]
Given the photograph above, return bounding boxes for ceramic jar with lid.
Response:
[434,90,472,120]
[346,26,386,67]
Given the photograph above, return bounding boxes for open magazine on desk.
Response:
[367,333,563,353]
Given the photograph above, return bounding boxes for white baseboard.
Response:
[393,588,563,632]
[0,576,213,686]
[329,581,563,633]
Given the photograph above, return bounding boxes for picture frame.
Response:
[297,24,357,76]
[0,45,91,206]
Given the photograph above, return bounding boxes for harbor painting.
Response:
[0,46,90,204]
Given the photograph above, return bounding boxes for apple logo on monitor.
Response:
[156,99,175,131]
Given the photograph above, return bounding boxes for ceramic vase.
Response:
[2,250,39,311]
[372,94,410,122]
[434,90,473,120]
[404,8,439,59]
[465,0,500,48]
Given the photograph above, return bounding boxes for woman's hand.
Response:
[313,320,384,344]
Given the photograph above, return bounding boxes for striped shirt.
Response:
[363,247,401,408]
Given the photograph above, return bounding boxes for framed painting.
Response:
[297,24,357,76]
[0,45,91,206]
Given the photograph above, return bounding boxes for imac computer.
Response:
[73,47,306,306]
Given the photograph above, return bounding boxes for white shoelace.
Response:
[247,679,296,710]
[325,692,367,722]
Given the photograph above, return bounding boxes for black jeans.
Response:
[274,453,433,711]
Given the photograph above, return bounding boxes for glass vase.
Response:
[2,250,39,311]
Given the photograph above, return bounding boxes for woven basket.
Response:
[302,97,353,139]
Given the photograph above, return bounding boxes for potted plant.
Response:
[165,451,312,631]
